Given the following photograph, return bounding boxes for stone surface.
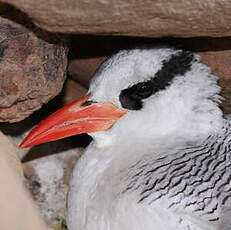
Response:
[62,78,87,105]
[0,77,88,228]
[68,57,107,88]
[0,114,85,228]
[24,148,83,229]
[184,38,231,115]
[0,131,23,177]
[2,0,231,37]
[0,77,90,159]
[200,51,231,114]
[0,131,50,230]
[0,14,68,122]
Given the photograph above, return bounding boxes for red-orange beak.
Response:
[19,94,127,148]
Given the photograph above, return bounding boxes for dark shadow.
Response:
[69,35,231,60]
[168,37,231,52]
[22,134,92,162]
[68,35,160,59]
[0,3,34,30]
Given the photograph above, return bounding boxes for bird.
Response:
[20,46,231,230]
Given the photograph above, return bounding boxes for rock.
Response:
[201,51,231,114]
[188,38,231,115]
[1,0,231,37]
[0,131,23,177]
[0,14,68,122]
[0,79,88,227]
[62,78,87,105]
[0,131,50,230]
[68,57,107,88]
[23,148,83,228]
[0,77,90,159]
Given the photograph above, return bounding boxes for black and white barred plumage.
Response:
[123,117,231,226]
[68,47,229,230]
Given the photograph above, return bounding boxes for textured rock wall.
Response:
[2,0,231,37]
[0,8,68,122]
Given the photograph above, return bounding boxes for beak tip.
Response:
[18,142,26,149]
[19,138,31,149]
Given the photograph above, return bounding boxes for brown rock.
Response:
[0,131,23,177]
[68,57,107,88]
[0,131,50,230]
[200,50,231,114]
[174,37,231,114]
[62,78,87,105]
[23,148,83,228]
[2,0,231,37]
[0,16,68,122]
[0,78,89,160]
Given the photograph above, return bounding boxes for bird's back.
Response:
[121,116,231,230]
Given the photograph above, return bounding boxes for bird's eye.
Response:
[134,83,153,99]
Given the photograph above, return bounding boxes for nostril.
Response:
[81,100,96,107]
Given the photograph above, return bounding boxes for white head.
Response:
[88,47,223,148]
[20,47,224,151]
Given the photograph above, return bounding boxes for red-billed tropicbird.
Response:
[20,47,231,230]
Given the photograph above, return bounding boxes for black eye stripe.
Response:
[152,50,194,92]
[119,50,194,110]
